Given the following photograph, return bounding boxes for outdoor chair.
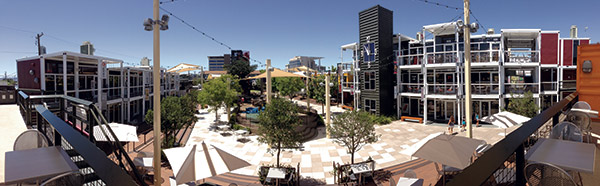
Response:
[14,129,49,151]
[566,111,592,143]
[40,171,83,186]
[403,169,417,178]
[550,121,583,142]
[524,162,578,186]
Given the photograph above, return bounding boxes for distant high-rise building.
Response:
[80,41,94,55]
[287,56,322,70]
[208,54,231,71]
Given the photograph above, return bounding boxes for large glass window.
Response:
[364,72,375,90]
[364,99,376,114]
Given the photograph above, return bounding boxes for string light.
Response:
[414,0,486,31]
[159,7,263,65]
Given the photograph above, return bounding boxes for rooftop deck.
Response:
[0,104,27,183]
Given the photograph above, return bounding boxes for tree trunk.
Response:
[226,105,231,121]
[276,141,281,167]
[351,150,355,164]
[215,108,219,122]
[321,104,324,115]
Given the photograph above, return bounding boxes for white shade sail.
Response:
[412,134,485,170]
[481,111,531,128]
[164,142,250,185]
[167,63,200,73]
[93,123,138,142]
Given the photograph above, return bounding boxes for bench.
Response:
[341,105,354,111]
[400,116,423,124]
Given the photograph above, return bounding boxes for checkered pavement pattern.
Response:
[186,108,515,184]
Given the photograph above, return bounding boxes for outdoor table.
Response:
[3,146,79,185]
[234,130,248,136]
[396,177,424,186]
[350,163,372,185]
[217,125,230,130]
[525,138,596,173]
[266,168,287,185]
[134,157,153,168]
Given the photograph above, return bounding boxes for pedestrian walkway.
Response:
[185,107,517,184]
[0,104,28,183]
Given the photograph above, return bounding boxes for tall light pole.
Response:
[266,59,271,104]
[462,0,478,138]
[325,74,331,138]
[144,0,169,184]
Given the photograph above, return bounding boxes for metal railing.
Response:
[505,83,539,94]
[426,51,460,64]
[428,84,458,95]
[561,80,576,89]
[17,91,145,186]
[471,50,500,63]
[504,50,540,63]
[471,84,500,94]
[541,82,558,91]
[400,83,423,93]
[447,92,579,186]
[398,54,424,66]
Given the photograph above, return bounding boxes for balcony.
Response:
[447,92,599,186]
[339,62,354,72]
[426,51,460,64]
[428,84,458,95]
[561,80,577,90]
[471,50,500,63]
[505,83,539,94]
[541,82,558,92]
[504,50,539,64]
[400,83,423,94]
[341,82,357,92]
[471,84,500,94]
[398,54,424,66]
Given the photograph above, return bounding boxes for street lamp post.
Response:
[144,0,169,184]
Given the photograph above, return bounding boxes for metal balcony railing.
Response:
[561,80,576,89]
[428,84,458,95]
[426,51,460,64]
[471,50,500,63]
[505,83,539,94]
[400,83,423,93]
[447,92,579,186]
[471,84,500,94]
[541,82,558,91]
[17,91,145,186]
[398,54,424,66]
[504,50,540,63]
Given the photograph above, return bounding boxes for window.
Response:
[364,71,375,90]
[364,99,376,114]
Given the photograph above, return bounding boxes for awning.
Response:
[481,111,531,128]
[423,22,457,36]
[93,123,138,142]
[164,142,251,185]
[168,63,200,73]
[412,134,486,169]
[246,68,307,80]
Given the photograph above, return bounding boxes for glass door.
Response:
[445,101,455,120]
[481,101,490,118]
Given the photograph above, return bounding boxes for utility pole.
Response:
[464,0,473,138]
[36,32,44,55]
[325,74,331,138]
[151,0,161,184]
[266,59,271,104]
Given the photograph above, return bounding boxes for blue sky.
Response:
[1,0,599,76]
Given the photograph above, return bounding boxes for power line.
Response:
[159,0,181,5]
[0,51,37,54]
[159,7,263,65]
[414,0,486,32]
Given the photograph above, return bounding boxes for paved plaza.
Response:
[185,105,518,184]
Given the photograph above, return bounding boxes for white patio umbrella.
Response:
[412,134,485,170]
[93,123,139,142]
[164,141,251,185]
[481,111,531,128]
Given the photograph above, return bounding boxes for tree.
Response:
[257,98,303,167]
[506,91,539,118]
[327,111,380,164]
[274,77,304,100]
[309,75,327,114]
[145,96,197,148]
[197,75,240,121]
[224,59,257,94]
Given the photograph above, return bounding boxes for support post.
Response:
[266,59,272,104]
[152,0,162,184]
[325,75,331,138]
[464,0,473,138]
[515,143,525,185]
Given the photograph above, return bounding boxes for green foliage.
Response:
[257,98,303,167]
[274,77,304,100]
[327,111,380,164]
[369,114,393,125]
[224,59,258,79]
[197,75,241,121]
[144,96,197,148]
[506,91,539,118]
